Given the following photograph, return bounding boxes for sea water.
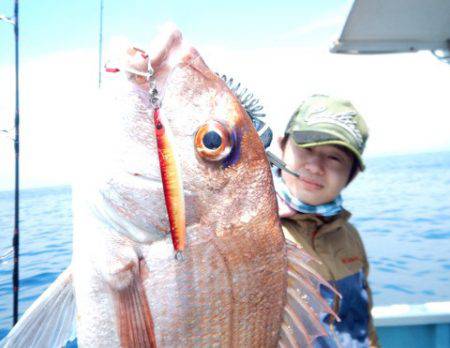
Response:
[1,151,449,339]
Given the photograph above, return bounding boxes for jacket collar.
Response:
[283,209,352,235]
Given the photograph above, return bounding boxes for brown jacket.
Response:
[282,210,380,348]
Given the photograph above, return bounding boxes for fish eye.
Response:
[203,131,222,149]
[194,121,233,161]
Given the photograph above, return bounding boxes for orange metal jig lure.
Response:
[153,107,186,260]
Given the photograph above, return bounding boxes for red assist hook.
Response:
[104,47,153,78]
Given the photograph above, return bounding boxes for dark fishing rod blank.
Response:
[1,0,21,327]
[13,0,20,326]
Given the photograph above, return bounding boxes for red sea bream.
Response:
[0,27,338,348]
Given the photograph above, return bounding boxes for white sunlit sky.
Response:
[1,0,450,190]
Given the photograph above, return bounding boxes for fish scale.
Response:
[138,224,286,347]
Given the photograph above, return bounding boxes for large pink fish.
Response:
[1,27,337,348]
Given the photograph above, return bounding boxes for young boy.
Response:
[272,95,379,347]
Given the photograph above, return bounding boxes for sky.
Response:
[1,0,449,190]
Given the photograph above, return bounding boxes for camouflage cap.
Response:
[285,95,368,170]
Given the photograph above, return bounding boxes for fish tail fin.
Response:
[278,241,340,347]
[0,266,76,348]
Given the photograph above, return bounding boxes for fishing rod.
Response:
[98,0,103,87]
[1,0,20,325]
[12,0,19,325]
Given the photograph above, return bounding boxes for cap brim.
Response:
[291,130,365,171]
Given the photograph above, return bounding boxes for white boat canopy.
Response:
[330,0,450,63]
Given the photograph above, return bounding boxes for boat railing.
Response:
[373,301,450,347]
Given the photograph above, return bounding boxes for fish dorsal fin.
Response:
[0,266,76,348]
[278,241,340,348]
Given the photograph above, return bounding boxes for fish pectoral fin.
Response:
[112,258,157,348]
[0,266,76,348]
[278,241,340,348]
